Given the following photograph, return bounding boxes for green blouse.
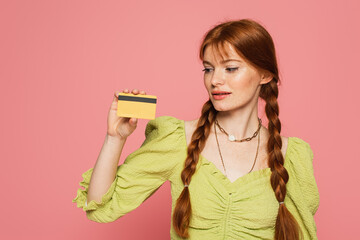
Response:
[72,116,320,240]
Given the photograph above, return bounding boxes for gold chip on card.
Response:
[116,93,157,120]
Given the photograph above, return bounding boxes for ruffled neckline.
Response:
[180,119,294,190]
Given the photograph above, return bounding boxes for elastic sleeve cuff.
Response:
[72,168,118,212]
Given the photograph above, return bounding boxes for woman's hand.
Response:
[107,88,147,139]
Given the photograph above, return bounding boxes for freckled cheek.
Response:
[203,77,212,90]
[230,76,254,93]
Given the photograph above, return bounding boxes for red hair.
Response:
[172,18,303,240]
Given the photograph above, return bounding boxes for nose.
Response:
[210,69,225,86]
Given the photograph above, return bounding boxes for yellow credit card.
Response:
[116,93,157,120]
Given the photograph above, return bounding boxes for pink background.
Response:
[1,0,359,239]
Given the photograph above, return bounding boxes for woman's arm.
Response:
[85,89,140,204]
[86,134,127,204]
[72,116,183,223]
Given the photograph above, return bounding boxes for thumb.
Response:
[113,92,118,102]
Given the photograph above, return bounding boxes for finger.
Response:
[132,89,139,94]
[139,90,146,95]
[123,89,129,93]
[130,118,138,125]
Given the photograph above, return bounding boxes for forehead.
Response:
[203,42,244,64]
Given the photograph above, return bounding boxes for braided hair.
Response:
[172,19,302,240]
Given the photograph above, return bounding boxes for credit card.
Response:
[116,93,157,120]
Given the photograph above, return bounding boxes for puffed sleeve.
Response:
[72,116,184,223]
[286,137,320,239]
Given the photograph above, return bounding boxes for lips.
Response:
[212,91,232,95]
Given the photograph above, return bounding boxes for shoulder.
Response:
[261,126,289,159]
[183,118,200,145]
[285,136,316,184]
[183,119,198,131]
[144,115,185,141]
[287,137,314,162]
[146,115,183,132]
[286,137,319,215]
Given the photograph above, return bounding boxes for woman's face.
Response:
[203,42,271,112]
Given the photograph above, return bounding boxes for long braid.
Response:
[261,79,303,240]
[172,100,216,238]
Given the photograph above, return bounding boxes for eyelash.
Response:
[202,67,239,73]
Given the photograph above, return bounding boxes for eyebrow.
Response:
[202,59,242,65]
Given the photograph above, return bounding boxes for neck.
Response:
[215,103,261,140]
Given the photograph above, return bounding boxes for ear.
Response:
[260,70,273,85]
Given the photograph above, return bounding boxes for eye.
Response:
[226,67,238,72]
[202,68,213,73]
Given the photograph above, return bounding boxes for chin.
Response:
[214,107,231,112]
[211,102,231,112]
[212,101,245,113]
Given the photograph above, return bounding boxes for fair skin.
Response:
[184,42,289,183]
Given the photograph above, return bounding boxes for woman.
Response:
[73,19,319,240]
